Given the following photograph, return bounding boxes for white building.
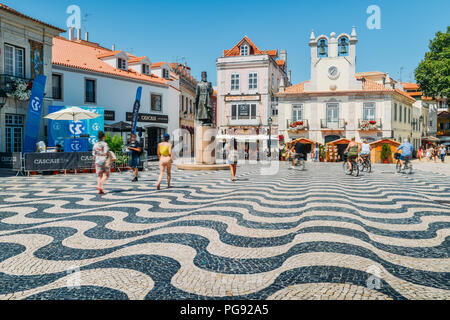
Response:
[51,34,180,156]
[216,36,290,159]
[0,3,63,153]
[277,27,417,146]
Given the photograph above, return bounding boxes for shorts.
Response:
[130,157,140,168]
[400,155,411,161]
[95,164,110,176]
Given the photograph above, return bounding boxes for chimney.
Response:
[68,27,75,41]
[77,28,82,40]
[112,44,116,51]
[288,70,292,84]
[280,49,287,65]
[85,32,89,42]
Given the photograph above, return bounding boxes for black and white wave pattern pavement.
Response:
[0,163,449,300]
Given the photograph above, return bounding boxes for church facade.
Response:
[277,27,417,146]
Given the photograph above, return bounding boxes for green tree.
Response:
[415,26,450,99]
[105,133,124,153]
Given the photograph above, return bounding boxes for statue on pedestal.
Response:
[195,72,214,126]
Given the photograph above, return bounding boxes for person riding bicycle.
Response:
[396,138,413,167]
[360,139,371,162]
[344,137,361,172]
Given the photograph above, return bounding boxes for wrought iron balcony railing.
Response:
[321,119,346,129]
[0,74,33,94]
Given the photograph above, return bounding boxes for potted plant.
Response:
[381,143,392,164]
[319,145,326,162]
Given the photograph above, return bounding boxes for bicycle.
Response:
[395,153,412,174]
[292,154,306,171]
[343,153,360,177]
[358,154,372,173]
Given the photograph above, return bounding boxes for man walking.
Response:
[440,145,447,163]
[128,133,142,182]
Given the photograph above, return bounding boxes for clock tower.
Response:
[304,27,362,92]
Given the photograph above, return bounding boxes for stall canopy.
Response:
[105,121,144,133]
[369,139,400,164]
[326,138,352,162]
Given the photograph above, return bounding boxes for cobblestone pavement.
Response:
[0,162,449,300]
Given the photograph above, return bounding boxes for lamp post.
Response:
[268,117,273,159]
[0,89,8,152]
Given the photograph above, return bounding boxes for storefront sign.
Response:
[225,95,261,102]
[126,112,168,124]
[104,110,115,121]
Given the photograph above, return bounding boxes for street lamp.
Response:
[268,117,273,158]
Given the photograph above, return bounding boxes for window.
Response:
[249,73,258,91]
[363,102,376,121]
[52,74,62,100]
[5,44,25,77]
[181,95,184,112]
[292,105,303,121]
[186,97,189,113]
[272,109,278,116]
[118,58,127,70]
[408,109,411,124]
[231,74,240,91]
[326,103,339,126]
[399,105,402,122]
[5,114,24,153]
[394,103,397,121]
[142,64,150,75]
[162,69,170,79]
[151,94,162,111]
[231,104,257,120]
[85,79,96,103]
[240,45,249,56]
[271,74,275,89]
[404,107,407,123]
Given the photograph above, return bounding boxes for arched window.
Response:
[338,37,349,56]
[317,39,328,58]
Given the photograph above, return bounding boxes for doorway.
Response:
[147,127,166,156]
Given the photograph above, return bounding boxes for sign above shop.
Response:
[225,95,261,102]
[104,110,115,121]
[126,112,168,124]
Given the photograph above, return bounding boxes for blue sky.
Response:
[5,0,449,85]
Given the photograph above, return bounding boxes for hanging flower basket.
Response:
[360,120,378,131]
[12,79,32,101]
[289,121,307,131]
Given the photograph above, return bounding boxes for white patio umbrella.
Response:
[44,106,101,121]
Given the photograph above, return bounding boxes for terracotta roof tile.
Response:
[52,37,168,86]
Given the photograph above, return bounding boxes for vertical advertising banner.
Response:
[131,87,143,135]
[48,106,104,150]
[23,75,47,154]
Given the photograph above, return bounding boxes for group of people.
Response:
[417,145,447,163]
[92,131,173,194]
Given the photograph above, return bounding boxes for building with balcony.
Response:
[277,27,416,146]
[0,3,64,153]
[52,35,180,157]
[216,36,290,159]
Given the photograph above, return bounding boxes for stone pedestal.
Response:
[177,124,229,171]
[195,125,216,165]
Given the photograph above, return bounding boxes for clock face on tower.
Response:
[328,66,340,80]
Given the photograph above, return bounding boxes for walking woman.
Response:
[157,134,173,190]
[418,147,423,162]
[92,131,111,194]
[227,138,239,181]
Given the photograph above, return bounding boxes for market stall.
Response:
[369,139,400,164]
[326,138,352,162]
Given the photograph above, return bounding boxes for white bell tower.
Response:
[305,26,362,92]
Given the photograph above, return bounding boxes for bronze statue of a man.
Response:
[195,71,214,126]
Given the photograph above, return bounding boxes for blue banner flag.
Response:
[23,75,47,154]
[131,87,142,135]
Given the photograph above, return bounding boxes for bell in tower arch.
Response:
[318,39,328,57]
[339,37,348,56]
